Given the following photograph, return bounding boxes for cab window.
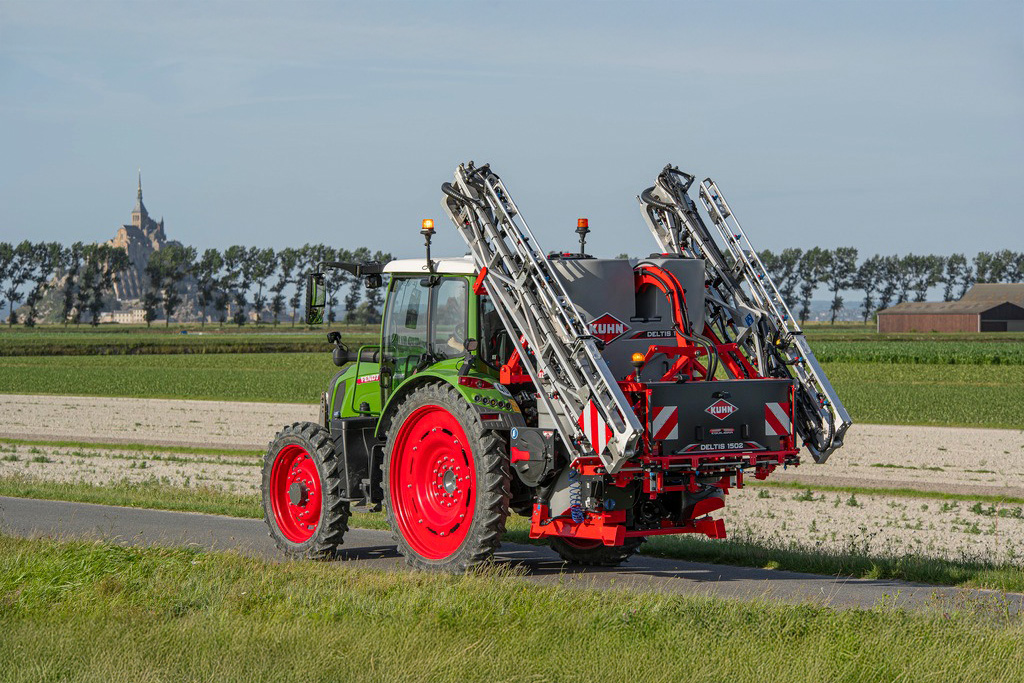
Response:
[382,277,429,382]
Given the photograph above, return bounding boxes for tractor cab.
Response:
[311,255,512,425]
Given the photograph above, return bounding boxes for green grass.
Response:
[0,476,265,519]
[4,476,1022,592]
[825,363,1024,428]
[813,340,1024,365]
[0,324,378,356]
[1,535,1022,683]
[0,352,329,403]
[3,353,1022,428]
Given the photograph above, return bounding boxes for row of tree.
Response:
[2,240,1022,327]
[144,244,391,327]
[759,248,1024,324]
[0,241,390,327]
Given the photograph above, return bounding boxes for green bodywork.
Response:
[323,273,520,437]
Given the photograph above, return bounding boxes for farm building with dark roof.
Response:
[876,283,1024,333]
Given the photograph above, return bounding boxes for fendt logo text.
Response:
[588,313,629,345]
[705,399,738,421]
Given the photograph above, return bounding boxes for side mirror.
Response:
[305,272,326,325]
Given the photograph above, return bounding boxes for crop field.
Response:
[823,363,1024,428]
[0,352,328,404]
[812,340,1024,365]
[3,325,1023,360]
[0,325,377,356]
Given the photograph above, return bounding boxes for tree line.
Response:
[2,239,1021,327]
[758,248,1024,324]
[0,241,390,327]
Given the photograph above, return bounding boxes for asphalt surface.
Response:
[2,495,1020,614]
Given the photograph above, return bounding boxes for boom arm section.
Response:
[441,162,643,473]
[638,164,852,462]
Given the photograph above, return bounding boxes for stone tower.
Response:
[108,172,168,301]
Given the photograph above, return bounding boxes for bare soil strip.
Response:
[0,393,316,450]
[3,394,1021,496]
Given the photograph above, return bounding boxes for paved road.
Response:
[2,495,1019,614]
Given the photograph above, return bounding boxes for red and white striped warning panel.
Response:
[577,400,613,455]
[650,406,678,440]
[764,402,791,437]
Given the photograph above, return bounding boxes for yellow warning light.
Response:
[631,352,645,363]
[422,219,434,230]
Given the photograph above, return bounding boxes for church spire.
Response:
[131,169,148,227]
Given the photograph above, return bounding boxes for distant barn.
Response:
[876,283,1024,333]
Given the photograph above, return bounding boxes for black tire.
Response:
[262,421,349,559]
[548,536,645,567]
[382,382,511,572]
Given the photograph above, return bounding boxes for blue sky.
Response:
[1,1,1021,261]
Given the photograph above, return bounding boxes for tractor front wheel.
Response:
[383,383,510,572]
[262,421,349,559]
[548,536,645,567]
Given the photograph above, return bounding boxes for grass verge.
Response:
[1,535,1022,683]
[3,476,1022,593]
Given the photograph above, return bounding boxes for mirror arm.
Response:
[319,261,383,277]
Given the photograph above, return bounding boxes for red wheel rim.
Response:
[389,405,476,560]
[269,443,322,543]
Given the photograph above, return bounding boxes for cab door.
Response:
[381,277,430,393]
[380,275,469,401]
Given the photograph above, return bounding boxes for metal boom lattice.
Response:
[442,162,643,473]
[638,164,852,462]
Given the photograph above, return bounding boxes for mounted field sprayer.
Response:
[261,162,852,571]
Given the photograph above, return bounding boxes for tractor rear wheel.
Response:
[548,536,645,567]
[383,383,510,572]
[262,421,349,559]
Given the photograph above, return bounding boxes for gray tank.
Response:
[548,257,705,380]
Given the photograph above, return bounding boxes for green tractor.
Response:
[263,247,522,571]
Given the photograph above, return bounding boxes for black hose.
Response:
[636,263,720,380]
[441,182,480,206]
[640,187,673,210]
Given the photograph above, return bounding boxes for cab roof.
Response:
[382,256,476,275]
